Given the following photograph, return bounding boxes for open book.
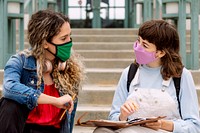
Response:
[76,112,166,129]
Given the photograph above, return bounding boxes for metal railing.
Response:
[24,0,57,16]
[0,0,199,69]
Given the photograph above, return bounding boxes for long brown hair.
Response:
[25,9,84,96]
[138,19,183,80]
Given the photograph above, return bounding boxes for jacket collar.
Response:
[23,55,37,70]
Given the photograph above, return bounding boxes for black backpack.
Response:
[127,63,182,117]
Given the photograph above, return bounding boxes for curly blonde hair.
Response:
[52,51,84,96]
[25,9,85,97]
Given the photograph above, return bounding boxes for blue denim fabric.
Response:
[3,54,42,110]
[3,53,77,133]
[69,99,78,133]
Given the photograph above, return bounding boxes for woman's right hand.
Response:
[37,93,74,113]
[119,99,138,121]
[54,94,74,113]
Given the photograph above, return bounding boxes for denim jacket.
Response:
[3,53,77,133]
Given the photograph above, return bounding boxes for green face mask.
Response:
[48,39,73,62]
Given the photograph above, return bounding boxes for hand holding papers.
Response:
[76,112,166,129]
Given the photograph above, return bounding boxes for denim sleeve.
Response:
[108,67,129,121]
[172,68,200,133]
[3,55,41,110]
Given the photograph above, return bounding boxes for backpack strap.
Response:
[173,77,182,118]
[127,63,138,92]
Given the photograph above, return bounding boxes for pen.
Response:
[59,94,76,121]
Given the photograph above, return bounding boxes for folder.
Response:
[76,112,166,129]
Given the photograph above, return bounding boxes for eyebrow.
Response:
[60,32,71,38]
[143,41,149,45]
[139,38,149,45]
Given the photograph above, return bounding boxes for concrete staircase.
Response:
[0,29,200,132]
[71,29,136,123]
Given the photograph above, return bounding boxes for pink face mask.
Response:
[133,41,157,64]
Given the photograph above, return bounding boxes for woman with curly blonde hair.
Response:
[0,9,84,133]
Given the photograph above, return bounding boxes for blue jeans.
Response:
[68,99,78,133]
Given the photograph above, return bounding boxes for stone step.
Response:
[196,87,200,107]
[71,28,138,35]
[85,68,200,86]
[77,50,134,59]
[19,41,200,51]
[77,50,200,62]
[0,68,199,86]
[78,85,200,105]
[83,59,133,68]
[73,42,200,51]
[17,28,200,44]
[18,28,138,43]
[0,70,3,84]
[16,29,200,36]
[22,42,134,51]
[17,28,138,36]
[17,32,200,40]
[16,35,197,44]
[74,104,111,122]
[22,41,199,51]
[71,29,200,36]
[0,69,199,86]
[73,42,134,50]
[78,85,115,105]
[0,83,200,106]
[18,29,197,35]
[17,35,137,43]
[71,35,198,43]
[71,35,136,42]
[85,68,123,85]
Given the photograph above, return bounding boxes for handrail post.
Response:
[178,0,187,66]
[190,0,199,69]
[0,0,24,69]
[0,0,5,68]
[143,0,152,21]
[92,0,101,28]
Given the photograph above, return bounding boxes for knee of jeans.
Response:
[93,127,115,133]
